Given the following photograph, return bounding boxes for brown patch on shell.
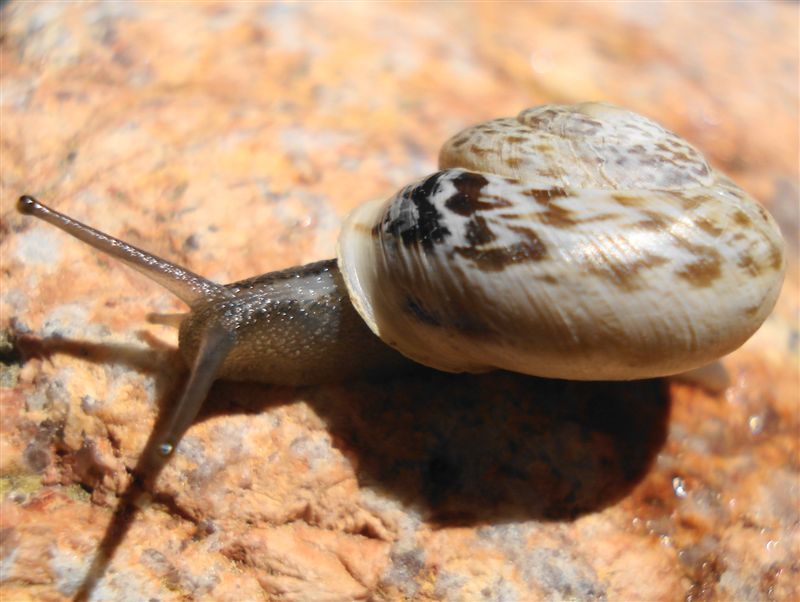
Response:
[464,215,497,246]
[563,115,604,136]
[454,225,548,272]
[612,193,645,207]
[768,242,783,270]
[519,108,558,128]
[733,210,752,227]
[468,144,494,157]
[444,174,507,216]
[674,250,723,288]
[534,202,576,228]
[522,187,570,205]
[352,222,374,236]
[694,217,723,237]
[586,239,671,291]
[737,253,761,276]
[496,209,622,229]
[450,134,470,148]
[680,194,710,211]
[634,210,672,231]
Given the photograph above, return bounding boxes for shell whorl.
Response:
[338,103,785,380]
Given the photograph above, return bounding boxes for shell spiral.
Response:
[337,103,785,380]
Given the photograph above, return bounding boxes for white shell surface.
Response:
[338,103,785,380]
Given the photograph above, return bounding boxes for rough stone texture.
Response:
[1,2,797,601]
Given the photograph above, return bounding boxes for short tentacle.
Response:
[156,323,235,456]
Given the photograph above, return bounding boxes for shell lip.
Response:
[336,197,387,338]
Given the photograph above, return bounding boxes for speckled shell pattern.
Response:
[338,103,785,380]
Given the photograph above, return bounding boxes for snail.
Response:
[17,102,785,456]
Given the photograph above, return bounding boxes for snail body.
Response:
[177,258,412,385]
[17,102,785,453]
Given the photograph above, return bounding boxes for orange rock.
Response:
[1,2,797,601]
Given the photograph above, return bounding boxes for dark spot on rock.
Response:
[684,550,726,602]
[390,549,426,579]
[0,329,22,367]
[170,181,188,201]
[24,442,51,472]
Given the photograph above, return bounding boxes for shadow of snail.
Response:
[305,371,670,524]
[17,332,669,522]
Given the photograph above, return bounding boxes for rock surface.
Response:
[1,2,797,601]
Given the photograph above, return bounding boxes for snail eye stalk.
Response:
[16,195,226,304]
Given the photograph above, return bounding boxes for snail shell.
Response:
[338,102,785,380]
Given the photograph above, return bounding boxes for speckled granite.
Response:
[1,2,797,601]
